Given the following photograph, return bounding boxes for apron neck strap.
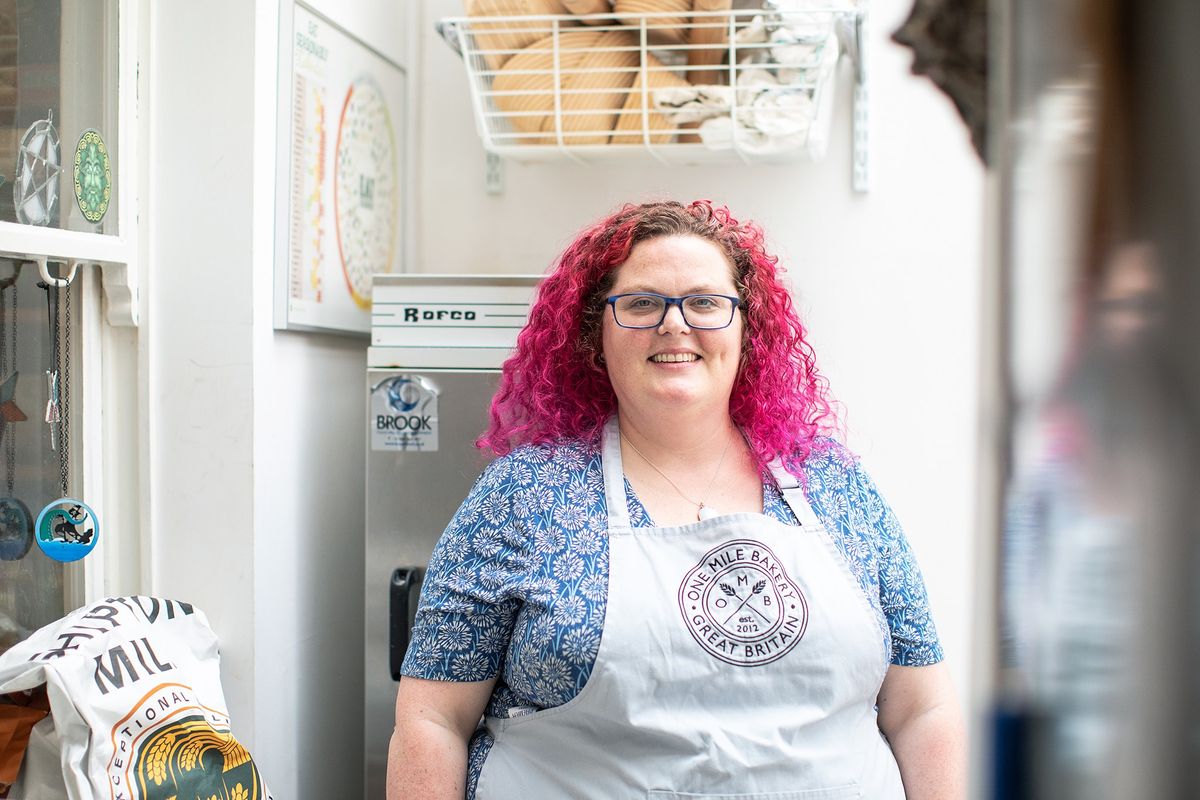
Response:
[606,423,823,531]
[601,417,632,529]
[767,459,823,531]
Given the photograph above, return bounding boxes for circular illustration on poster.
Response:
[13,110,62,226]
[0,496,32,561]
[334,75,398,310]
[73,128,112,224]
[35,498,98,562]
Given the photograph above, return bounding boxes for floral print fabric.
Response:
[401,437,942,798]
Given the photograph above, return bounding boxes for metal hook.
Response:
[34,257,78,288]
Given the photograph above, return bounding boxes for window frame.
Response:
[0,0,143,605]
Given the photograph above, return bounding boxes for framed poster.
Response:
[274,2,406,334]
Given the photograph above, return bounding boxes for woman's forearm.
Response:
[876,663,967,800]
[887,702,967,800]
[387,716,470,800]
[387,676,495,800]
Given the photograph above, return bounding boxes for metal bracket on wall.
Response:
[852,11,870,194]
[485,151,504,195]
[98,262,137,326]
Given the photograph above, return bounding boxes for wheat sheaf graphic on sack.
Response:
[134,716,264,800]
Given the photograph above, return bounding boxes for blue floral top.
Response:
[401,437,942,799]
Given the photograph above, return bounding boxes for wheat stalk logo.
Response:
[143,732,174,785]
[722,579,770,626]
[134,714,265,800]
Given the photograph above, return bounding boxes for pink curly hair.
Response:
[478,200,838,474]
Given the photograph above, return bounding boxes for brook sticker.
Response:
[677,538,808,667]
[370,375,439,452]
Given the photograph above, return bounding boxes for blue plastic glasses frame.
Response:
[605,292,742,330]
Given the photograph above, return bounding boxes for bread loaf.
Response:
[547,29,640,144]
[465,0,573,71]
[562,0,612,22]
[687,0,731,85]
[491,30,605,144]
[614,0,691,45]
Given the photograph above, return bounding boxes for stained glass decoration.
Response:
[72,129,112,224]
[13,110,61,226]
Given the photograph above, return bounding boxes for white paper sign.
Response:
[281,4,405,334]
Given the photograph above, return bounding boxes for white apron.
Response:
[476,418,905,799]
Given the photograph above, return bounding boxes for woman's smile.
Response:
[649,350,701,364]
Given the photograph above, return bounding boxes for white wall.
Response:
[248,2,406,798]
[147,2,405,797]
[250,332,368,800]
[415,0,983,707]
[147,0,259,743]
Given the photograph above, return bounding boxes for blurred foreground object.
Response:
[987,0,1200,797]
[892,0,988,161]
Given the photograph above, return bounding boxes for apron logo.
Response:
[677,538,808,667]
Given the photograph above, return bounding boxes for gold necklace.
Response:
[621,430,734,521]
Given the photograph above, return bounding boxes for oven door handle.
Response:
[389,566,423,681]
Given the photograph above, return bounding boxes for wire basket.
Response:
[441,4,865,166]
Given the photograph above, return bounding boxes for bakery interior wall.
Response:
[146,0,981,797]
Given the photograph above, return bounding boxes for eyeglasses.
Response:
[605,293,741,330]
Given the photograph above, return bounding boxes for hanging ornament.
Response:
[0,497,33,561]
[0,264,31,561]
[14,110,61,226]
[72,128,112,225]
[35,271,97,562]
[35,499,97,561]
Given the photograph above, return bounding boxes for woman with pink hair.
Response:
[388,200,965,799]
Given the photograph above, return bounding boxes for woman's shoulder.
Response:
[473,437,601,492]
[507,437,599,465]
[493,437,599,470]
[794,435,859,480]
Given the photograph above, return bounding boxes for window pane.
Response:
[0,0,119,234]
